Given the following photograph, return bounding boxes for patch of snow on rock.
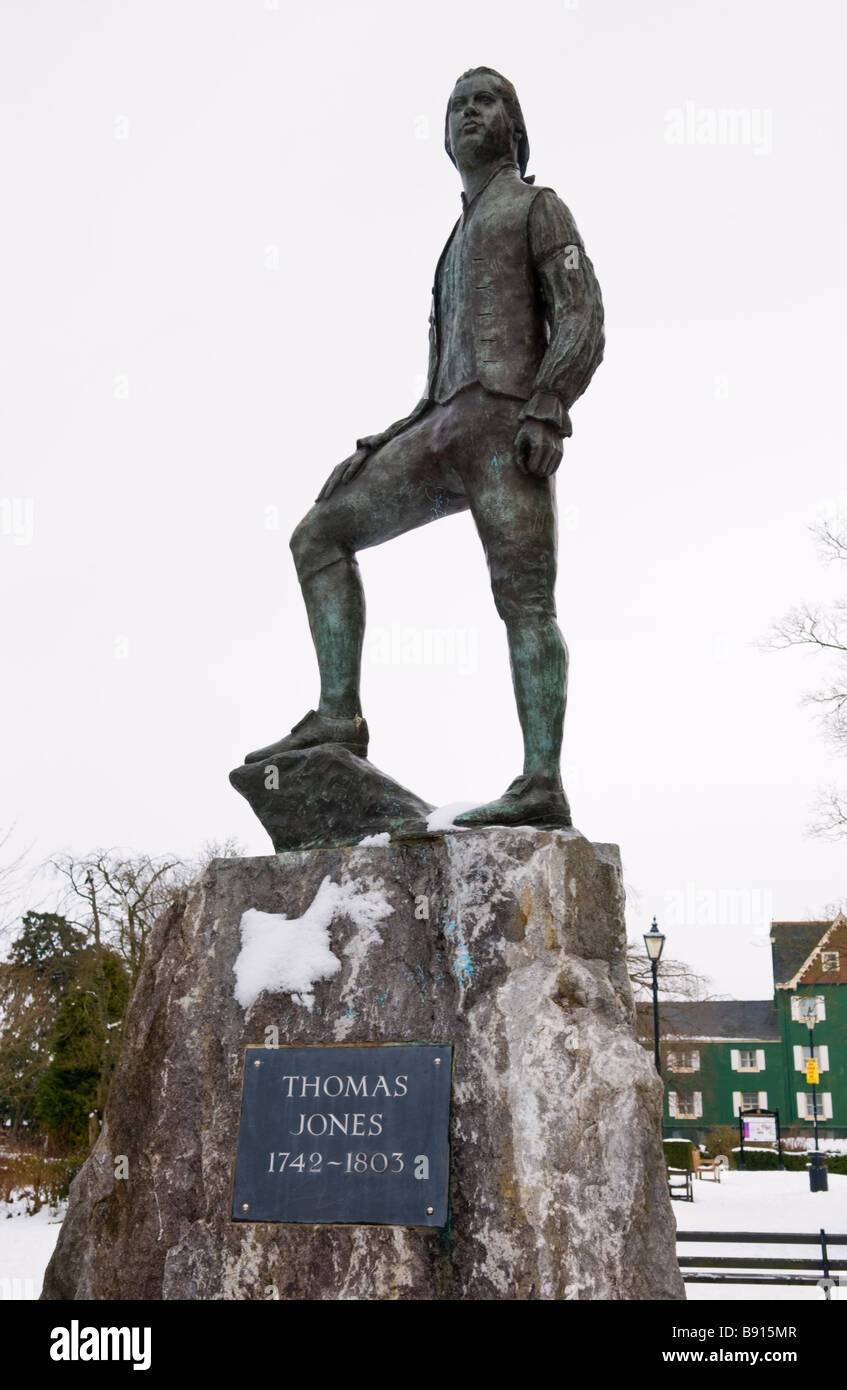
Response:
[234,875,393,1012]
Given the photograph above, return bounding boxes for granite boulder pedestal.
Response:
[42,824,683,1301]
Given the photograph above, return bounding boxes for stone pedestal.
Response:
[41,829,684,1301]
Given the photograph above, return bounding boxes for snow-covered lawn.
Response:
[0,1195,65,1300]
[675,1169,847,1301]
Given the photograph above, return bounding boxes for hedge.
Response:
[734,1147,847,1175]
[663,1139,694,1170]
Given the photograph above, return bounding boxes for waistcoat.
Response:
[433,167,549,404]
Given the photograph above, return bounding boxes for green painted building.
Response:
[647,914,847,1142]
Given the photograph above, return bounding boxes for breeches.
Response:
[290,385,559,622]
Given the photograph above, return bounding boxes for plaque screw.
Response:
[434,1058,441,1066]
[254,1060,262,1068]
[242,1203,249,1212]
[426,1206,434,1215]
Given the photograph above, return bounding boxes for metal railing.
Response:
[677,1228,847,1297]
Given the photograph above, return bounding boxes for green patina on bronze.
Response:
[236,67,604,838]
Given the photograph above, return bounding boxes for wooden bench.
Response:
[692,1148,721,1182]
[667,1166,693,1202]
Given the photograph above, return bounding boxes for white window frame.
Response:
[667,1048,700,1073]
[731,1048,764,1072]
[797,1092,833,1121]
[793,1044,830,1072]
[671,1091,701,1120]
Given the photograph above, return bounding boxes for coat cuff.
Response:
[518,391,573,438]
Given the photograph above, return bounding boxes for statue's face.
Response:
[448,76,516,168]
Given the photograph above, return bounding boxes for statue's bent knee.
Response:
[290,509,350,583]
[289,510,322,577]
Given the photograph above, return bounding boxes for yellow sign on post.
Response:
[806,1059,820,1084]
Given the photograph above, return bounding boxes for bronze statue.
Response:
[244,68,604,829]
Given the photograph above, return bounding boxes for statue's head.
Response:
[444,67,529,178]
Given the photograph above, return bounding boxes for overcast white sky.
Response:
[2,0,846,998]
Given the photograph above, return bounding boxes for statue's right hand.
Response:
[315,446,371,502]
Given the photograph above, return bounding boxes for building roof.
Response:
[770,921,831,987]
[645,999,780,1041]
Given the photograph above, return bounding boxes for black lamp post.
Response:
[808,1017,820,1154]
[798,998,828,1192]
[644,916,666,1076]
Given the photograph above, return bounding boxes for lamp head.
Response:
[644,916,666,962]
[797,997,818,1026]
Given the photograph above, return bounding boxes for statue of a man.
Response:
[245,67,604,828]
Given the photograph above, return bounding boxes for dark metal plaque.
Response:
[232,1044,452,1226]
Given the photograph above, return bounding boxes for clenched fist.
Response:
[513,418,563,477]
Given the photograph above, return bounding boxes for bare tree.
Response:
[190,838,245,875]
[0,824,32,946]
[813,898,847,921]
[766,516,847,837]
[22,841,243,1128]
[47,839,245,985]
[49,850,186,985]
[627,941,722,1052]
[626,943,716,1004]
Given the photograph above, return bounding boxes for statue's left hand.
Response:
[315,446,371,502]
[513,419,563,477]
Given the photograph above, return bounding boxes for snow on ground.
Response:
[2,1166,845,1302]
[0,1196,65,1300]
[675,1169,847,1301]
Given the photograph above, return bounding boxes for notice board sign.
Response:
[232,1044,452,1226]
[742,1115,777,1143]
